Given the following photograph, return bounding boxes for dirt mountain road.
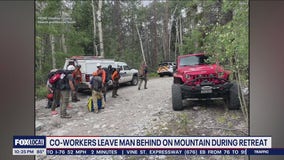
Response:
[36,77,248,160]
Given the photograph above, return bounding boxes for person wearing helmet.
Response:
[91,63,106,111]
[71,64,82,102]
[57,65,76,118]
[103,64,114,101]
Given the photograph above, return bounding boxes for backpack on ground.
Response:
[87,97,102,112]
[91,76,103,91]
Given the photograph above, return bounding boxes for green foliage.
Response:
[35,0,249,103]
[180,29,203,54]
[148,72,159,78]
[202,1,248,84]
[36,85,48,100]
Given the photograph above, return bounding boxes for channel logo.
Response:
[13,136,46,148]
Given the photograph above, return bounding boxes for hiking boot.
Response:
[144,87,147,89]
[51,111,58,115]
[115,94,119,96]
[61,114,72,118]
[138,87,140,90]
[94,109,99,113]
[72,99,78,102]
[112,95,117,98]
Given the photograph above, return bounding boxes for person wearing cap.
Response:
[138,61,148,90]
[58,65,76,118]
[71,64,82,102]
[91,63,106,110]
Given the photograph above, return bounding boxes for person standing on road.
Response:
[58,65,76,118]
[71,65,82,102]
[47,69,60,115]
[138,62,148,90]
[111,67,121,98]
[91,63,106,110]
[104,65,114,101]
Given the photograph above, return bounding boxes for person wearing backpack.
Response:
[71,65,82,102]
[57,65,76,118]
[111,67,121,98]
[90,63,106,113]
[46,69,60,114]
[103,65,114,101]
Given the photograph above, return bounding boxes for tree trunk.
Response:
[164,0,169,60]
[168,5,177,60]
[61,34,67,54]
[60,8,67,54]
[179,17,183,46]
[152,0,158,68]
[91,0,99,56]
[174,18,179,61]
[135,23,146,64]
[50,34,56,69]
[97,0,104,57]
[162,31,166,60]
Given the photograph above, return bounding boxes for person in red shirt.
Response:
[71,65,82,102]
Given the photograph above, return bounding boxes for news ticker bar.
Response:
[13,136,276,155]
[13,136,272,149]
[13,148,284,155]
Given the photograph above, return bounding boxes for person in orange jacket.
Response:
[111,67,121,98]
[91,63,106,110]
[71,65,82,102]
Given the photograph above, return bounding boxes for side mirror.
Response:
[173,66,177,72]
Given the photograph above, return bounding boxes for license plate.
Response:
[201,86,212,94]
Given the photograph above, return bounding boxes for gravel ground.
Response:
[35,77,248,160]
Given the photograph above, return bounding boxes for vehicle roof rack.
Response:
[68,56,104,60]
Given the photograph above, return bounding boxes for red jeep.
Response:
[172,53,240,110]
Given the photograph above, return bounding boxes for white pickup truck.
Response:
[114,61,138,86]
[63,56,138,92]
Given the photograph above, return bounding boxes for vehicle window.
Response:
[123,65,130,70]
[159,63,169,67]
[179,55,209,66]
[85,63,98,74]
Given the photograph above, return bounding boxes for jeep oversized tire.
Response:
[172,84,183,111]
[131,75,138,86]
[226,82,241,110]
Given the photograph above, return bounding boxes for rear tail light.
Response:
[85,74,91,82]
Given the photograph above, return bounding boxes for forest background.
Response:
[36,0,248,120]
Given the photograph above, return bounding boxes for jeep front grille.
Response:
[187,73,225,85]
